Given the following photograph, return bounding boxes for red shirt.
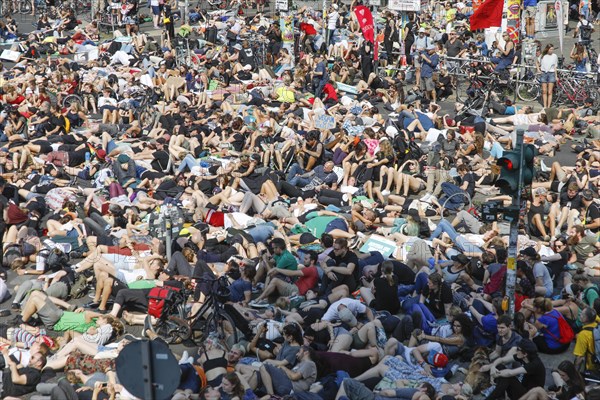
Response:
[322,83,338,102]
[295,266,318,295]
[300,22,317,36]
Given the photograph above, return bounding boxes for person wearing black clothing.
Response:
[383,19,398,64]
[266,23,282,65]
[321,238,360,294]
[0,348,46,398]
[238,41,256,70]
[484,339,545,400]
[403,13,418,64]
[359,41,374,81]
[582,189,600,233]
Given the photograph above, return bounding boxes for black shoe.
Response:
[11,303,20,311]
[10,314,23,325]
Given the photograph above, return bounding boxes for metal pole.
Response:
[184,0,188,24]
[165,216,172,262]
[505,128,525,316]
[140,340,155,400]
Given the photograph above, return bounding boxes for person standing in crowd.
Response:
[523,0,538,40]
[538,44,559,108]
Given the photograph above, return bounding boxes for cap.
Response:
[428,352,449,368]
[233,44,242,50]
[385,125,399,137]
[418,27,426,33]
[585,97,594,104]
[117,154,130,164]
[338,307,357,327]
[582,188,594,201]
[520,247,537,258]
[534,187,547,196]
[451,254,469,265]
[96,149,107,160]
[332,3,338,9]
[243,64,252,70]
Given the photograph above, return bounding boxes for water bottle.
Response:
[85,152,91,164]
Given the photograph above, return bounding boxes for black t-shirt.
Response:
[559,192,583,209]
[462,172,476,199]
[386,260,417,285]
[445,39,464,57]
[516,355,546,390]
[329,250,360,292]
[421,282,453,318]
[2,366,42,397]
[151,150,170,171]
[585,202,600,233]
[373,275,400,313]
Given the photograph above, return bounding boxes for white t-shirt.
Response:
[322,298,367,322]
[327,11,339,30]
[540,53,558,73]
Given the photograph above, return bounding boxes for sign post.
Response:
[504,129,525,316]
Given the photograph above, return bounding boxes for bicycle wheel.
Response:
[20,0,32,14]
[517,82,540,102]
[206,311,239,349]
[154,316,192,344]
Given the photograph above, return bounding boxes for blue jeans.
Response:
[397,272,428,297]
[247,224,275,243]
[358,251,385,270]
[178,154,199,173]
[400,296,436,334]
[288,175,311,187]
[439,182,468,210]
[430,220,483,254]
[287,163,305,183]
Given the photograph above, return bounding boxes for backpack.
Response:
[148,285,181,319]
[69,273,89,299]
[580,20,593,41]
[546,313,575,344]
[584,324,600,366]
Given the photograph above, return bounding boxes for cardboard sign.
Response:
[0,50,21,62]
[359,235,398,258]
[315,114,336,130]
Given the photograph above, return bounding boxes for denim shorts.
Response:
[540,72,556,83]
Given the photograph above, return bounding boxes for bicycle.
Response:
[146,276,240,347]
[552,68,599,106]
[516,66,541,102]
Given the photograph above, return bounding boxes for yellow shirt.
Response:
[275,87,295,103]
[574,319,599,370]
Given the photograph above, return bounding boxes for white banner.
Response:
[555,0,564,54]
[388,0,420,12]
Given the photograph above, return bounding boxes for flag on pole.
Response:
[354,5,375,43]
[469,0,504,30]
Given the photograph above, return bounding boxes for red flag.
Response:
[354,5,375,43]
[469,0,504,30]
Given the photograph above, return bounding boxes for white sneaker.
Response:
[540,159,550,172]
[381,189,391,196]
[554,227,561,237]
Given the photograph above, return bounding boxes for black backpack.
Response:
[580,20,594,41]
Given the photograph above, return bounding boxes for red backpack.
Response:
[148,286,181,319]
[546,313,575,344]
